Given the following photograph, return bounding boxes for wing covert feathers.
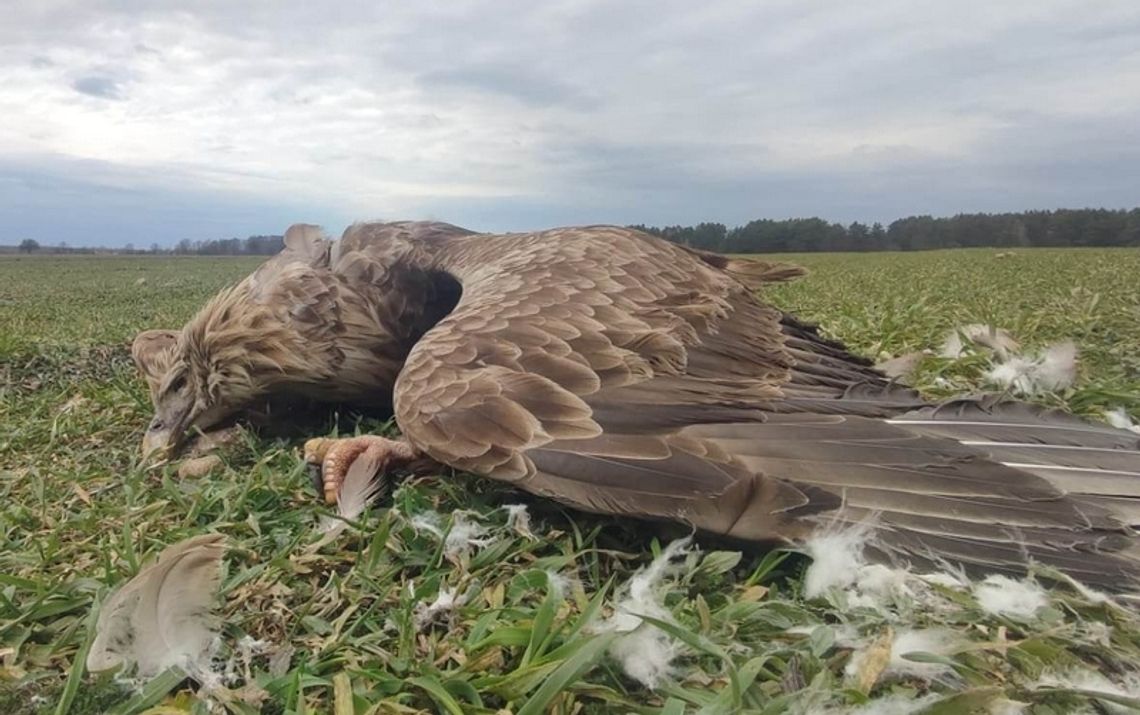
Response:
[366,224,1140,590]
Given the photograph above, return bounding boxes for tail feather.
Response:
[891,398,1140,527]
[528,382,1140,590]
[682,396,1140,591]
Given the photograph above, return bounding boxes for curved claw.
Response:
[303,435,421,505]
[303,437,336,465]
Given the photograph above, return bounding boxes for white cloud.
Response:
[1,0,1139,244]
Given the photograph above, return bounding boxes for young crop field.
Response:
[2,248,1140,714]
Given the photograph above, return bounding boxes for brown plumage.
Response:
[139,221,1140,591]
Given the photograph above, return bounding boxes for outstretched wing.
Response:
[392,225,1140,588]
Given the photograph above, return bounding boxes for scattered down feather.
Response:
[800,691,946,715]
[884,629,961,680]
[409,509,495,558]
[844,627,961,688]
[1034,669,1140,714]
[973,575,1049,619]
[503,503,535,538]
[801,520,966,614]
[1105,407,1140,434]
[443,513,494,558]
[842,694,944,715]
[413,586,464,631]
[940,324,1020,359]
[803,521,878,599]
[87,534,226,678]
[596,538,692,689]
[985,340,1078,395]
[544,569,572,600]
[937,324,1077,395]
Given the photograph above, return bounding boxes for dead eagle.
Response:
[133,221,1140,591]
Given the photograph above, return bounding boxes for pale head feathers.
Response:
[142,223,462,453]
[178,278,342,409]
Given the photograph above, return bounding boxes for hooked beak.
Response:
[141,429,173,460]
[141,411,191,461]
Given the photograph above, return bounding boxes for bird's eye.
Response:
[168,375,187,394]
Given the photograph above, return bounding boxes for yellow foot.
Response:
[303,435,422,504]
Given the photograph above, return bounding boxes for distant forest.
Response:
[170,234,284,255]
[8,234,286,256]
[631,208,1140,253]
[7,208,1140,255]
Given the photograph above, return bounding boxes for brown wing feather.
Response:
[393,227,818,530]
[387,225,1140,589]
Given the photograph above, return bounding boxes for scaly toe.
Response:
[303,437,336,465]
[303,435,421,505]
[316,436,388,504]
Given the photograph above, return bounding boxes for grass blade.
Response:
[409,675,466,715]
[516,632,619,715]
[53,598,101,715]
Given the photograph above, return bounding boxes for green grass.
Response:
[761,248,1140,415]
[2,248,1140,714]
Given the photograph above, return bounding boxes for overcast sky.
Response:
[2,1,1139,246]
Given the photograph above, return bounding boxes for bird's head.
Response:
[140,356,226,460]
[132,327,205,457]
[141,264,346,459]
[137,221,469,459]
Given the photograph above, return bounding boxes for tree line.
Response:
[630,208,1140,253]
[10,208,1140,255]
[13,235,285,255]
[171,235,284,255]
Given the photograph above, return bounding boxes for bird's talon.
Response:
[303,435,420,505]
[303,437,335,464]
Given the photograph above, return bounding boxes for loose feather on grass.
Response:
[545,569,572,600]
[1105,407,1140,434]
[409,509,496,559]
[844,694,943,715]
[595,537,692,689]
[318,451,385,538]
[803,522,877,599]
[335,451,386,520]
[801,519,953,612]
[973,575,1049,619]
[935,324,1079,396]
[801,520,981,615]
[875,351,929,381]
[87,533,226,679]
[985,340,1078,395]
[503,503,535,538]
[413,586,464,631]
[940,324,1020,359]
[886,628,960,680]
[1034,669,1140,714]
[842,626,960,696]
[444,512,494,558]
[409,510,445,538]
